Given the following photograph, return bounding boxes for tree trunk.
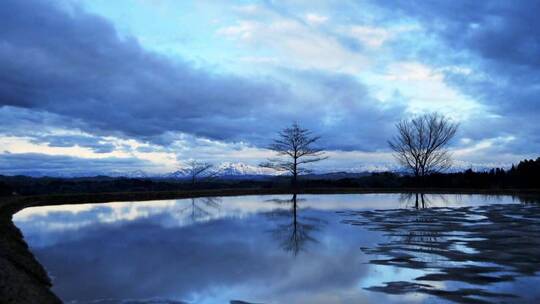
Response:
[292,157,298,188]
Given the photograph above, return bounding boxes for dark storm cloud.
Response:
[0,0,404,151]
[0,152,155,176]
[384,1,540,68]
[29,134,115,153]
[0,107,115,153]
[0,0,287,143]
[372,0,540,152]
[0,106,84,137]
[279,69,406,151]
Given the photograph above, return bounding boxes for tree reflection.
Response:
[399,192,450,209]
[514,194,540,204]
[342,202,540,303]
[178,197,221,222]
[267,194,324,256]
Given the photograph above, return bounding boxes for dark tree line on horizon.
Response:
[419,157,540,189]
[1,157,539,196]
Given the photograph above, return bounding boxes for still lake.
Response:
[13,194,540,304]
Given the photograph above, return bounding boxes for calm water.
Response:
[13,194,540,304]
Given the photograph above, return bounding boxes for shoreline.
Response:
[4,187,540,214]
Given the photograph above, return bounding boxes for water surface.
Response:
[13,194,540,303]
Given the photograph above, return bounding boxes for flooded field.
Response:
[13,194,540,304]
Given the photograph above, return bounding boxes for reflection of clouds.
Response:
[15,194,522,231]
[13,194,524,248]
[39,219,284,303]
[343,203,540,303]
[27,209,387,304]
[15,198,241,234]
[13,194,537,303]
[13,195,426,303]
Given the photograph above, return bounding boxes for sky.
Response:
[0,0,539,176]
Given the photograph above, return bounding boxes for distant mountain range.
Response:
[1,161,512,179]
[162,162,278,180]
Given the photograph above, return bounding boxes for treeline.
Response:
[0,157,538,196]
[418,157,540,189]
[0,176,182,196]
[0,175,293,196]
[297,158,540,189]
[0,174,401,196]
[0,176,281,196]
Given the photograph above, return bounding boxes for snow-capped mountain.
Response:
[215,162,277,176]
[109,170,149,178]
[450,161,513,172]
[164,169,191,179]
[162,162,277,179]
[346,163,399,173]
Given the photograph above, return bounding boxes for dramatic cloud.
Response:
[0,152,156,177]
[0,0,538,175]
[370,0,540,152]
[0,0,278,142]
[0,0,402,150]
[27,134,114,153]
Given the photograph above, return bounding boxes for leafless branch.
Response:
[185,160,214,185]
[388,113,458,177]
[260,122,328,186]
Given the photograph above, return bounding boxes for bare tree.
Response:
[388,113,458,178]
[261,123,328,187]
[185,160,214,185]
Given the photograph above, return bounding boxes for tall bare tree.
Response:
[185,160,214,185]
[388,113,458,178]
[261,123,327,186]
